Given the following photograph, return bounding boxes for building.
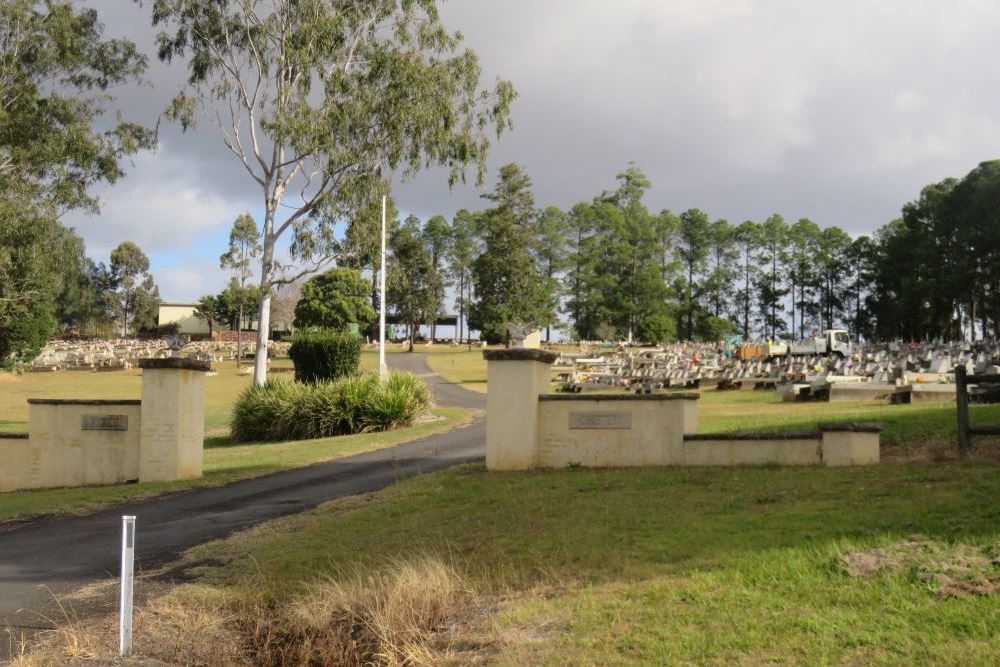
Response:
[157,303,211,337]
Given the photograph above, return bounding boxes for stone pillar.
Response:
[484,348,558,470]
[137,358,211,482]
[820,422,882,466]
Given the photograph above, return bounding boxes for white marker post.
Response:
[119,515,136,657]
[379,194,388,380]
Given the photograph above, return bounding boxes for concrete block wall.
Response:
[1,357,209,493]
[537,394,698,467]
[484,351,881,470]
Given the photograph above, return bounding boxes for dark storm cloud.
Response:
[64,0,1000,297]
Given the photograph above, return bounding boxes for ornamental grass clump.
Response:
[230,371,431,442]
[230,380,312,442]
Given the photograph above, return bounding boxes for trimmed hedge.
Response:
[288,330,361,383]
[230,371,432,442]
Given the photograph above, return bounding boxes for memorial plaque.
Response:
[569,411,632,430]
[81,414,129,431]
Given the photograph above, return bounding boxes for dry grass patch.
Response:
[9,588,248,666]
[843,536,1000,598]
[13,559,489,667]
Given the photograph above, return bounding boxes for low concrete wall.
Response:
[484,350,882,470]
[537,394,697,467]
[1,357,210,494]
[0,400,142,492]
[683,424,880,466]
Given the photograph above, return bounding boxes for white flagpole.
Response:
[379,195,388,379]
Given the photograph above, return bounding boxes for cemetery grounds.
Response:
[0,352,474,523]
[10,348,1000,664]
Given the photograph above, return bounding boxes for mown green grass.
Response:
[425,348,489,392]
[189,461,1000,665]
[0,405,471,524]
[0,352,379,436]
[424,349,1000,449]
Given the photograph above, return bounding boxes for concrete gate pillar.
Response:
[483,348,558,470]
[137,357,211,482]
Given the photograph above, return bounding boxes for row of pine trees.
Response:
[342,160,1000,344]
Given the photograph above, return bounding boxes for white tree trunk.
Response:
[253,234,275,386]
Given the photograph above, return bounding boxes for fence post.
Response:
[956,365,971,459]
[119,515,136,657]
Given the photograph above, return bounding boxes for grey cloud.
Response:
[69,0,1000,289]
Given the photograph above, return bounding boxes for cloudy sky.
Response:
[66,0,1000,301]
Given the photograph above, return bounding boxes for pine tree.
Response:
[469,164,550,344]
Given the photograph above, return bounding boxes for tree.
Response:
[534,206,569,341]
[595,167,671,343]
[815,226,852,332]
[786,218,821,338]
[146,0,516,385]
[733,221,762,338]
[388,218,440,350]
[422,214,452,341]
[703,219,737,320]
[219,213,261,366]
[0,1,153,213]
[469,164,550,344]
[676,208,711,340]
[844,235,876,339]
[755,214,788,340]
[51,227,110,334]
[342,196,400,337]
[0,206,59,360]
[108,241,159,336]
[447,209,478,344]
[294,267,374,331]
[0,1,152,359]
[270,281,303,335]
[194,294,220,336]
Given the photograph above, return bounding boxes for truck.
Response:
[781,329,853,357]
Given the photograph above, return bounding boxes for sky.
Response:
[64,0,1000,302]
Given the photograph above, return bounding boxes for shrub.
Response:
[288,330,361,383]
[230,371,431,442]
[230,380,311,442]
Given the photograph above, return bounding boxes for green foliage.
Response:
[469,164,551,344]
[214,279,266,331]
[0,1,154,214]
[145,0,515,383]
[564,167,674,342]
[294,268,374,331]
[447,209,479,343]
[636,310,676,344]
[696,314,736,342]
[288,330,362,383]
[868,160,1000,341]
[0,1,152,357]
[388,217,443,344]
[230,372,431,442]
[194,295,220,334]
[107,241,159,336]
[676,208,712,340]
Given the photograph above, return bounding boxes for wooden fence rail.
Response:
[954,365,1000,458]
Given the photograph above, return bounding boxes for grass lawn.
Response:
[0,350,475,524]
[424,349,1000,452]
[0,352,379,436]
[0,405,472,524]
[425,348,489,392]
[176,460,1000,665]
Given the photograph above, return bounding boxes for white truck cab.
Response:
[784,329,853,357]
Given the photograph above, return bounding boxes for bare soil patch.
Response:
[842,536,1000,598]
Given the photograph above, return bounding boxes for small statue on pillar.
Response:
[505,322,538,349]
[167,336,185,358]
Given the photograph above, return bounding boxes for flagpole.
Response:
[379,195,388,379]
